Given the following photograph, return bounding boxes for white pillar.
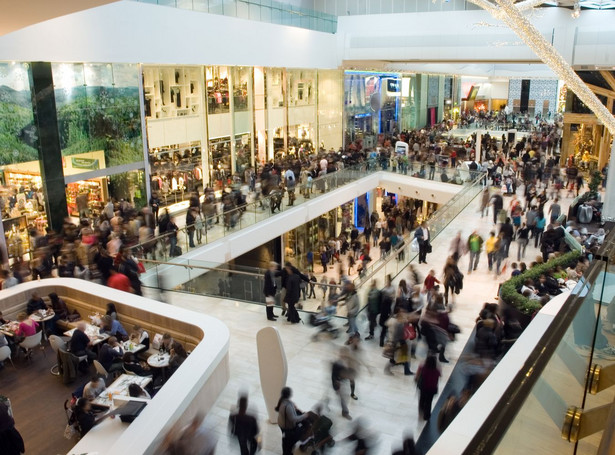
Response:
[601,142,615,223]
[476,131,482,163]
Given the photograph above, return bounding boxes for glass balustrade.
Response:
[130,165,480,270]
[460,232,615,454]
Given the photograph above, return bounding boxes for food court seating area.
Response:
[0,278,230,455]
[1,284,202,354]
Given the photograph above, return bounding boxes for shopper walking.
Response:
[275,387,308,455]
[229,395,259,455]
[516,222,530,261]
[263,261,280,321]
[415,222,431,264]
[415,355,441,421]
[283,264,308,324]
[467,230,483,274]
[365,280,381,340]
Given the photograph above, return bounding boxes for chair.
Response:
[19,331,44,361]
[49,335,67,375]
[93,360,109,379]
[0,346,14,368]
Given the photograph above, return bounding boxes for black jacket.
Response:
[263,270,279,297]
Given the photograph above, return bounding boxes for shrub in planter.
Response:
[499,250,582,315]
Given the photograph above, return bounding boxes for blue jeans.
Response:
[348,316,358,336]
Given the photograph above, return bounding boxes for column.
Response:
[137,64,152,204]
[28,62,68,231]
[228,70,237,175]
[248,68,256,168]
[601,143,615,223]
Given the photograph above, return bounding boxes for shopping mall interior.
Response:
[0,1,615,454]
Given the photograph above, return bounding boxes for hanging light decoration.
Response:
[465,0,615,135]
[571,1,581,18]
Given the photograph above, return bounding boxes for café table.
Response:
[64,323,110,346]
[91,373,152,408]
[122,341,145,354]
[0,322,18,337]
[30,310,55,341]
[147,352,170,381]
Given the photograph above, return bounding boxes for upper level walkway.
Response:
[139,166,476,289]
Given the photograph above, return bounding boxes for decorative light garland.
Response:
[466,0,615,135]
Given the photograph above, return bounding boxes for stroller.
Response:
[297,410,335,454]
[309,312,339,341]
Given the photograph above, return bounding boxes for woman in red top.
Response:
[416,355,441,421]
[15,312,38,337]
[423,270,440,292]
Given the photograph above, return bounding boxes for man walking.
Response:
[467,231,483,274]
[415,222,430,264]
[229,395,259,455]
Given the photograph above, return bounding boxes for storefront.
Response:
[344,71,401,147]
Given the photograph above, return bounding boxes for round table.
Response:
[30,311,55,341]
[147,352,170,368]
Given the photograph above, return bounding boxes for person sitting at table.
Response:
[130,325,150,350]
[14,312,38,338]
[83,375,107,401]
[73,398,111,437]
[48,292,68,320]
[105,303,118,321]
[168,341,187,376]
[69,321,96,361]
[160,333,174,353]
[0,311,9,325]
[26,292,47,315]
[98,337,124,374]
[101,316,128,341]
[122,352,152,377]
[128,383,151,399]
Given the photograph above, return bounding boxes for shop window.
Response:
[206,66,230,114]
[232,67,250,112]
[149,142,204,208]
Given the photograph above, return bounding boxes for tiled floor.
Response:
[157,182,567,454]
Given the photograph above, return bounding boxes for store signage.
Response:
[386,78,401,95]
[71,157,100,170]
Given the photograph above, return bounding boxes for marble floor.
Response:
[156,182,569,454]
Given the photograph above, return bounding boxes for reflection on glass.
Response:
[52,62,143,170]
[232,67,250,112]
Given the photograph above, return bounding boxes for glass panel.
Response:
[231,67,250,112]
[0,62,37,166]
[206,66,230,114]
[193,0,208,12]
[53,63,143,172]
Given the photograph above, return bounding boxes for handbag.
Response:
[427,243,433,254]
[63,423,78,440]
[403,323,416,341]
[382,341,395,359]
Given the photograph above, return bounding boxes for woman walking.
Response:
[415,355,441,421]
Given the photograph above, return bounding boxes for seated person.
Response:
[69,321,96,361]
[522,289,542,302]
[129,325,150,350]
[0,311,8,325]
[48,292,68,320]
[14,312,38,337]
[519,279,537,296]
[26,292,47,315]
[98,337,124,373]
[122,352,151,377]
[73,398,111,437]
[128,383,151,399]
[101,316,128,341]
[83,375,106,401]
[160,333,174,353]
[105,303,118,321]
[168,341,187,375]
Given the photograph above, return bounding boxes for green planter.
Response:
[499,250,582,315]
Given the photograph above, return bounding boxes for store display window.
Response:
[287,69,315,107]
[143,66,203,119]
[65,179,107,218]
[52,62,144,171]
[231,67,250,112]
[206,66,230,114]
[266,68,285,109]
[149,142,204,207]
[209,137,232,188]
